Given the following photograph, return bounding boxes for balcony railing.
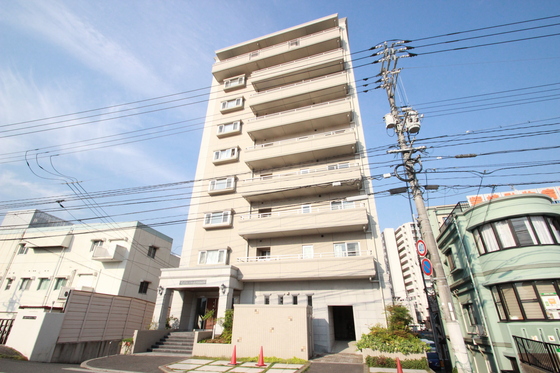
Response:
[514,335,560,373]
[240,161,360,184]
[237,249,374,263]
[246,97,350,124]
[439,201,471,233]
[251,48,344,79]
[246,128,353,152]
[239,201,366,221]
[214,27,340,65]
[250,71,346,98]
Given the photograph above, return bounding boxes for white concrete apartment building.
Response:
[382,223,431,326]
[153,14,390,353]
[0,209,179,319]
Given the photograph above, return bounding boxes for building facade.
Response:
[430,193,560,372]
[382,223,431,327]
[0,209,179,319]
[154,14,390,354]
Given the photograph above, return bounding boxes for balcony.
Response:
[237,202,369,239]
[244,128,356,170]
[251,49,345,92]
[235,251,376,281]
[212,27,341,82]
[245,98,352,141]
[238,162,362,202]
[249,71,348,116]
[92,244,127,262]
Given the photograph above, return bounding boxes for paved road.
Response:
[306,362,368,373]
[83,354,186,373]
[0,358,86,373]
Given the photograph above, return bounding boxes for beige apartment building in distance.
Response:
[154,14,390,353]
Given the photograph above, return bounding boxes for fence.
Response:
[0,318,14,344]
[513,335,560,373]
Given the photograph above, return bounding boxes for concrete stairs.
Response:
[149,331,195,354]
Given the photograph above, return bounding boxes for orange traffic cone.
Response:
[396,357,403,373]
[228,345,238,365]
[256,346,267,367]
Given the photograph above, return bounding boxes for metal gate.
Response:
[0,318,14,344]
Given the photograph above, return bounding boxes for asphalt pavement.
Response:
[82,354,186,373]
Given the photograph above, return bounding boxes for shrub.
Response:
[365,355,428,370]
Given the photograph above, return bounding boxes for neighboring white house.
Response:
[0,209,180,319]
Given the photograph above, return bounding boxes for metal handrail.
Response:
[513,335,560,373]
[240,162,360,183]
[214,27,340,65]
[250,71,346,97]
[246,97,349,123]
[239,202,366,221]
[245,127,353,151]
[237,249,374,262]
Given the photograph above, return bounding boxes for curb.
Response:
[81,357,147,373]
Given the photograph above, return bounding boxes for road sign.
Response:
[416,239,427,257]
[421,258,433,276]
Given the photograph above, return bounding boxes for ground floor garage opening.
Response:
[331,305,356,341]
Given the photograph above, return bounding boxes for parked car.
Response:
[426,352,441,371]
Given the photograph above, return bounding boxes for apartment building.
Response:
[382,223,431,327]
[154,14,390,353]
[0,209,179,318]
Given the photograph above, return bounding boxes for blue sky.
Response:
[1,1,559,253]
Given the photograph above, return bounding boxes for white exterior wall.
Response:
[0,212,178,318]
[158,15,390,354]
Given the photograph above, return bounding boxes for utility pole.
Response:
[373,41,473,373]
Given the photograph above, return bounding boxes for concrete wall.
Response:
[6,309,65,362]
[131,329,170,353]
[230,304,311,360]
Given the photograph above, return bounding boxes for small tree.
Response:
[386,305,414,333]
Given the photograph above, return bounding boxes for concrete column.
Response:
[152,288,173,330]
[214,286,233,335]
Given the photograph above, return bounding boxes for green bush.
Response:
[365,355,428,370]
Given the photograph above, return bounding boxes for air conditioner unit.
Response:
[58,286,73,300]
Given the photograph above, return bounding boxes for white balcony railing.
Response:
[246,97,350,124]
[237,249,374,263]
[250,71,346,98]
[214,27,340,65]
[245,127,353,152]
[240,161,360,184]
[239,201,366,221]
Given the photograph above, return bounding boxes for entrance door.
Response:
[332,306,356,340]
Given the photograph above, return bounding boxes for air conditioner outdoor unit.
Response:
[58,286,73,300]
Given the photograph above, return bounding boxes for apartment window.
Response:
[17,244,28,255]
[138,281,150,294]
[90,240,103,252]
[220,97,243,112]
[278,295,284,305]
[334,242,360,257]
[264,295,270,305]
[472,215,560,255]
[213,147,239,163]
[19,278,32,291]
[224,76,245,90]
[462,303,480,326]
[198,249,227,265]
[331,200,355,210]
[301,204,312,214]
[257,248,271,260]
[54,277,67,290]
[288,39,300,47]
[446,250,457,271]
[293,295,298,305]
[4,278,13,290]
[258,208,272,218]
[302,245,314,259]
[37,278,50,291]
[491,279,560,321]
[217,121,241,137]
[147,245,158,259]
[209,177,235,193]
[203,211,232,228]
[307,295,313,307]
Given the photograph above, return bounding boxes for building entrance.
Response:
[332,306,356,340]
